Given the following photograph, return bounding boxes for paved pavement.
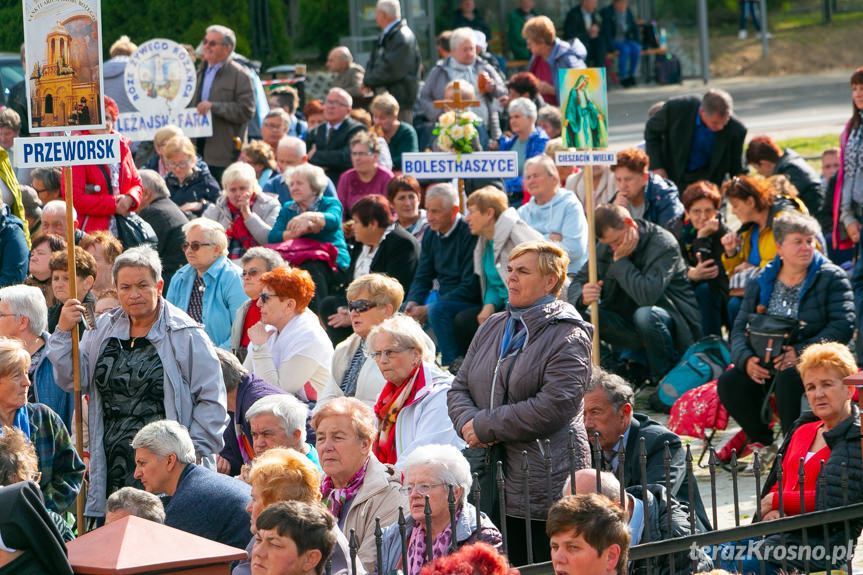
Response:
[605,69,856,148]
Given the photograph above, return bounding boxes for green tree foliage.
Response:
[1,0,292,66]
[298,0,350,59]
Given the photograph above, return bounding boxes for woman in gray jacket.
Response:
[47,246,227,520]
[447,239,593,567]
[202,162,280,259]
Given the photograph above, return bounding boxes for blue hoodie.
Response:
[518,189,589,273]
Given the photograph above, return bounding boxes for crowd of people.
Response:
[1,3,863,575]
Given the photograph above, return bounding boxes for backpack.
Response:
[654,54,681,85]
[115,213,158,250]
[656,336,731,407]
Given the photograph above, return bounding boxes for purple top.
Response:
[336,166,394,220]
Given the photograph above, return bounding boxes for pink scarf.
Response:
[404,510,459,575]
[321,458,370,520]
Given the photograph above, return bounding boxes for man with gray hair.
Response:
[404,183,481,366]
[245,394,320,469]
[305,87,365,185]
[137,169,188,292]
[644,88,746,190]
[363,0,421,123]
[262,137,338,205]
[132,419,252,549]
[105,487,165,525]
[213,347,287,476]
[192,24,256,182]
[41,200,86,245]
[582,368,710,531]
[327,46,366,103]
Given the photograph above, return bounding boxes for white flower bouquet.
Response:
[433,110,481,158]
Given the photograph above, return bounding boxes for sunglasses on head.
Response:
[348,299,379,313]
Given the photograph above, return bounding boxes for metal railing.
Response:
[323,429,862,575]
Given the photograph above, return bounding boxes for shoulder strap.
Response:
[96,164,113,194]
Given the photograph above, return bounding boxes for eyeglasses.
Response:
[324,99,349,107]
[398,483,445,496]
[202,39,227,47]
[243,269,263,278]
[181,241,215,252]
[259,293,280,303]
[347,299,379,313]
[263,122,286,130]
[368,348,409,361]
[351,151,375,157]
[0,313,17,319]
[166,159,191,168]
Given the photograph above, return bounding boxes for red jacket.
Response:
[60,132,143,233]
[769,419,831,515]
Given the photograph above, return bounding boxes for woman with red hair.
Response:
[60,96,143,234]
[245,266,334,403]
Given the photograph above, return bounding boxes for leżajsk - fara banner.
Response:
[559,68,609,150]
[22,0,107,133]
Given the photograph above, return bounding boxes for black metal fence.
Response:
[324,429,863,575]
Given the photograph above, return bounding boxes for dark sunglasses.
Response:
[182,241,214,252]
[348,299,379,313]
[259,293,280,303]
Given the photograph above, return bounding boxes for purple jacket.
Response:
[220,373,286,475]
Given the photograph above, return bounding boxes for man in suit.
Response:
[192,25,256,183]
[644,89,747,190]
[563,0,604,67]
[305,88,365,185]
[362,0,421,123]
[582,368,711,531]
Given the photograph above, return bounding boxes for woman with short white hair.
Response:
[166,218,248,349]
[366,314,463,465]
[0,284,71,429]
[498,97,550,206]
[202,162,280,259]
[378,443,501,574]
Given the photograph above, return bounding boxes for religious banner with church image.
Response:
[22,0,106,133]
[559,68,609,150]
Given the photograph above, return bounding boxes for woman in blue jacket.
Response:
[266,163,350,311]
[166,217,248,349]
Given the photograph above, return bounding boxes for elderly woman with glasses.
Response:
[163,135,221,217]
[317,274,402,409]
[311,397,405,571]
[717,211,854,458]
[266,163,350,311]
[0,285,72,431]
[0,337,84,515]
[367,314,463,465]
[202,162,281,259]
[166,218,247,350]
[47,246,226,521]
[379,444,501,575]
[337,131,394,220]
[235,447,366,575]
[230,247,285,362]
[245,266,333,404]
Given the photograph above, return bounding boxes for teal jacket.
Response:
[267,195,350,269]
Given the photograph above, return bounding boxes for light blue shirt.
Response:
[201,61,225,102]
[381,19,399,39]
[165,256,248,350]
[610,424,632,473]
[628,493,645,546]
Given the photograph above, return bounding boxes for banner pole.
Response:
[62,134,85,533]
[583,163,600,366]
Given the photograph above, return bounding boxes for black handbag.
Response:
[745,313,799,373]
[115,213,158,250]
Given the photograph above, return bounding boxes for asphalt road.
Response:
[605,69,855,149]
